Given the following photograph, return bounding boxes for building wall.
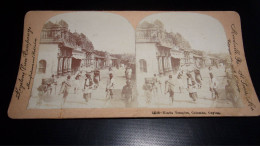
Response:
[31,43,59,97]
[136,42,159,76]
[136,42,159,96]
[37,43,59,78]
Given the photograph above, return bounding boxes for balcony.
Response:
[40,38,62,44]
[136,36,159,43]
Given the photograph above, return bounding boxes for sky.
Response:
[47,12,228,54]
[139,12,229,54]
[48,12,135,54]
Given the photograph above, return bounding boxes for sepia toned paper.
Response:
[8,11,260,118]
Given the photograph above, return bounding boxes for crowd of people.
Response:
[36,65,134,107]
[35,63,237,107]
[142,64,236,105]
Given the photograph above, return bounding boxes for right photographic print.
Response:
[136,12,243,108]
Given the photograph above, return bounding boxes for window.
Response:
[38,60,46,74]
[139,59,147,73]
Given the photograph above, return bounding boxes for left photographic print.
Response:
[27,12,136,109]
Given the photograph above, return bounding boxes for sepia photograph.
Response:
[27,12,136,109]
[27,12,245,110]
[136,12,243,108]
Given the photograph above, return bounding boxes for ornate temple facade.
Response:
[136,20,181,76]
[136,20,220,77]
[37,20,117,78]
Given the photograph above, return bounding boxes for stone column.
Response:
[68,57,72,72]
[168,56,172,71]
[163,57,167,71]
[57,57,63,75]
[158,57,163,74]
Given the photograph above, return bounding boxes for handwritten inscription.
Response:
[14,27,37,99]
[230,24,256,111]
[26,38,37,89]
[238,70,256,111]
[231,24,242,65]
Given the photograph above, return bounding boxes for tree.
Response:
[169,33,191,50]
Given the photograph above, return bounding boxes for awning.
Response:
[72,51,85,59]
[193,55,203,58]
[171,53,184,59]
[170,49,184,59]
[72,54,85,59]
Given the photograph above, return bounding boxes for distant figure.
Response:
[46,74,57,95]
[59,75,71,106]
[186,72,195,89]
[106,73,115,100]
[125,66,132,80]
[157,72,164,94]
[93,69,100,89]
[83,73,93,102]
[51,74,57,95]
[37,80,47,106]
[209,73,219,99]
[194,68,202,88]
[225,79,234,99]
[188,81,198,102]
[74,72,82,94]
[143,79,153,104]
[108,67,113,75]
[121,80,133,103]
[152,74,159,96]
[177,70,184,93]
[208,66,213,78]
[165,75,175,104]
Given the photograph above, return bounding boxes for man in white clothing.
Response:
[209,73,219,99]
[106,73,115,100]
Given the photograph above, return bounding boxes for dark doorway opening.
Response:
[171,57,180,74]
[71,58,81,75]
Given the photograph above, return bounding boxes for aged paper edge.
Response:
[7,11,260,119]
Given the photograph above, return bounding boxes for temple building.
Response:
[136,19,221,78]
[136,20,175,76]
[37,19,119,78]
[37,20,95,78]
[32,20,119,96]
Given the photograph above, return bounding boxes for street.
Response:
[28,65,243,109]
[28,67,138,109]
[137,66,243,108]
